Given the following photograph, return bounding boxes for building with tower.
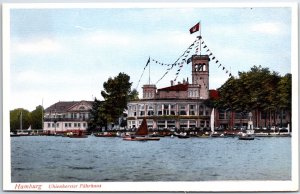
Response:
[127,54,213,130]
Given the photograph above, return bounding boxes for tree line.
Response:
[211,65,291,126]
[10,105,43,131]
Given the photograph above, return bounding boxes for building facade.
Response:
[43,100,93,133]
[127,55,212,130]
[127,54,291,131]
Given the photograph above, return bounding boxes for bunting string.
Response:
[155,37,199,84]
[200,37,232,78]
[136,35,233,90]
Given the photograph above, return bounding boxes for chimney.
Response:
[170,80,174,86]
[183,78,186,84]
[187,77,189,84]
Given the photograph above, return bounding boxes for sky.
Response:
[8,4,292,111]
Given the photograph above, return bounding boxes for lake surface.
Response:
[11,136,291,182]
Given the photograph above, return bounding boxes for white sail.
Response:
[210,108,215,133]
[27,125,32,131]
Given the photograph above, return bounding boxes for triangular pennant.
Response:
[218,64,222,68]
[212,57,215,60]
[203,45,207,48]
[223,67,225,70]
[216,60,219,63]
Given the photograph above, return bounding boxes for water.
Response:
[11,136,291,182]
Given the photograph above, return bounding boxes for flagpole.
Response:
[148,57,151,85]
[199,20,201,55]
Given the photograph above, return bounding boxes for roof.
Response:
[209,90,220,100]
[45,101,93,113]
[158,83,189,92]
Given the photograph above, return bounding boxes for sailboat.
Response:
[123,118,160,141]
[210,108,215,134]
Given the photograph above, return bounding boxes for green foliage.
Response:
[30,105,43,129]
[10,108,31,131]
[88,72,138,131]
[216,65,291,113]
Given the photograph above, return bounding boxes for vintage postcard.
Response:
[2,2,299,192]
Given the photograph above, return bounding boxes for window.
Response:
[57,123,59,127]
[189,111,195,115]
[52,123,55,127]
[65,123,68,127]
[83,123,86,128]
[48,123,51,128]
[148,111,154,116]
[219,112,225,119]
[69,123,72,127]
[78,123,81,127]
[74,123,77,127]
[180,105,186,110]
[180,111,187,115]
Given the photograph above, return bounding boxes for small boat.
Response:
[177,132,190,139]
[123,118,160,141]
[239,130,255,140]
[10,132,20,137]
[94,132,116,137]
[68,131,88,138]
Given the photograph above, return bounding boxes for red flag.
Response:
[189,22,200,34]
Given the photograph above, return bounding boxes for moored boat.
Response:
[238,130,255,140]
[67,130,88,138]
[94,132,116,137]
[123,118,160,141]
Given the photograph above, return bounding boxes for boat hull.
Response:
[123,136,160,141]
[69,135,88,138]
[238,135,255,140]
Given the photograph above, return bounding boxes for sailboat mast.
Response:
[20,110,22,131]
[42,98,44,130]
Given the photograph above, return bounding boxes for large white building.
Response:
[43,100,93,133]
[127,55,212,129]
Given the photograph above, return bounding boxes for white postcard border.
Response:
[2,2,299,192]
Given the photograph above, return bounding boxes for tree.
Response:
[88,72,138,131]
[88,98,107,131]
[101,73,135,124]
[10,108,31,132]
[217,65,283,113]
[30,105,44,129]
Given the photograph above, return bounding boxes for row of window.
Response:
[128,119,208,128]
[46,122,87,128]
[46,113,90,119]
[128,104,206,111]
[218,111,288,120]
[130,110,209,117]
